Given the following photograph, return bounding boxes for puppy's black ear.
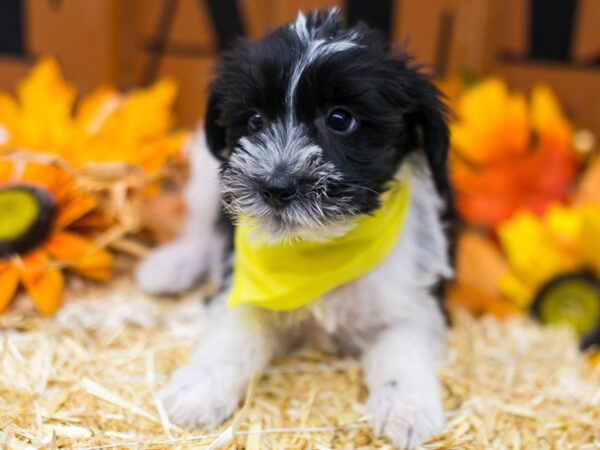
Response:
[204,91,228,161]
[408,72,450,196]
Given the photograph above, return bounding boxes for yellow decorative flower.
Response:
[0,57,185,175]
[497,203,600,307]
[0,157,112,314]
[529,84,572,150]
[0,58,75,154]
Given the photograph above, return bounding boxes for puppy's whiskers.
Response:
[337,183,380,196]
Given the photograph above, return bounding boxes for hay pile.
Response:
[1,280,599,449]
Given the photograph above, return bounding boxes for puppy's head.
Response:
[206,9,449,242]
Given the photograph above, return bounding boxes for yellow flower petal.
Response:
[15,57,76,154]
[72,87,120,135]
[530,84,572,148]
[63,78,182,173]
[0,263,20,312]
[544,203,582,250]
[2,60,186,179]
[451,79,529,164]
[498,272,535,309]
[44,231,113,281]
[53,191,97,230]
[498,211,574,289]
[18,249,64,314]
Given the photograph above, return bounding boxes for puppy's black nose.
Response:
[260,177,297,209]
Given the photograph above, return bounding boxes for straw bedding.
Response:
[1,279,599,449]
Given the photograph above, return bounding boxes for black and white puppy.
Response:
[136,9,452,449]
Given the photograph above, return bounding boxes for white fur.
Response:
[135,131,226,294]
[159,305,276,427]
[286,37,356,112]
[152,152,451,448]
[362,325,444,449]
[291,11,310,43]
[287,10,358,117]
[290,8,345,44]
[310,160,449,447]
[137,14,449,446]
[222,121,357,243]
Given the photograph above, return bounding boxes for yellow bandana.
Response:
[227,182,411,311]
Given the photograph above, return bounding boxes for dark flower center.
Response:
[0,184,56,258]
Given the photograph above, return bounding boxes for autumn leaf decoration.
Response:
[0,57,188,314]
[0,158,112,314]
[449,79,579,227]
[448,201,600,323]
[0,57,185,175]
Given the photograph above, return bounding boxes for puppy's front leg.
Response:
[160,306,276,428]
[363,323,445,449]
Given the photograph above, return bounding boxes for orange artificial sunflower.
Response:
[449,79,578,227]
[448,202,600,318]
[0,157,112,314]
[0,57,185,175]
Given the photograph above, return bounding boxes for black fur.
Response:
[205,9,451,227]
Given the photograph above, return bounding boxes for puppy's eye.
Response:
[326,108,357,134]
[247,112,264,133]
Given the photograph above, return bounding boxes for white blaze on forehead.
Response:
[292,11,310,43]
[292,8,340,44]
[287,10,359,116]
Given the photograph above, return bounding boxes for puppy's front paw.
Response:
[366,381,444,449]
[159,363,243,428]
[136,241,206,295]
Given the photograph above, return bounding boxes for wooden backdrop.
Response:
[0,0,599,135]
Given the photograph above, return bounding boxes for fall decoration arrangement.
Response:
[0,58,187,313]
[450,78,578,227]
[446,77,600,350]
[0,158,111,313]
[0,58,185,174]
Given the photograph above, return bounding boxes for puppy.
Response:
[137,9,453,449]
